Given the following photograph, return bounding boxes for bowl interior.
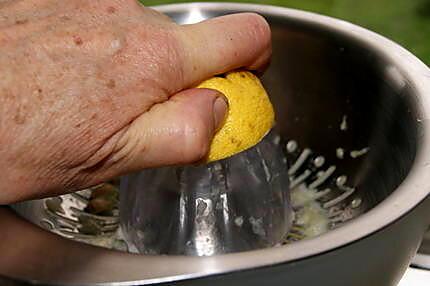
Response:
[267,16,418,209]
[169,7,419,214]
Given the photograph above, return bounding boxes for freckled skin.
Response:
[0,0,272,203]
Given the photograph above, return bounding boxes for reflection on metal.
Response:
[414,228,430,269]
[183,7,207,24]
[120,131,292,255]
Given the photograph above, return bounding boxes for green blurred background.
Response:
[143,0,430,66]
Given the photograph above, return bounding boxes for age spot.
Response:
[73,35,83,46]
[14,109,26,125]
[35,88,43,100]
[15,19,28,25]
[107,79,116,89]
[59,15,71,22]
[107,6,116,14]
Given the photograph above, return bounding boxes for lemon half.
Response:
[198,71,275,162]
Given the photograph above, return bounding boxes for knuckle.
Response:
[130,26,184,91]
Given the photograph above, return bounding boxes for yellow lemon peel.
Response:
[198,71,275,162]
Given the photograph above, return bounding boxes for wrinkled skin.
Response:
[0,0,271,204]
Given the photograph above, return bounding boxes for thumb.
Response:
[86,88,228,180]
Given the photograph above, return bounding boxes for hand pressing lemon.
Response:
[198,71,275,162]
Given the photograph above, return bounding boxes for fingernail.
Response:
[213,94,228,131]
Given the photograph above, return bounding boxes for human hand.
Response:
[0,0,271,203]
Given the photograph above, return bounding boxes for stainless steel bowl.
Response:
[1,3,430,286]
